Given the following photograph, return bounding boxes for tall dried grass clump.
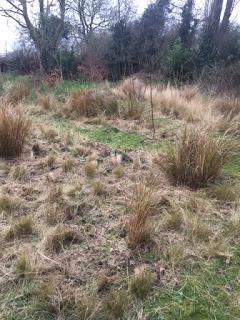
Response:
[6,81,31,105]
[67,89,118,118]
[215,113,240,134]
[44,224,81,253]
[145,85,213,123]
[127,183,154,249]
[161,89,184,118]
[121,99,145,120]
[130,265,154,299]
[68,89,97,117]
[159,125,237,188]
[179,86,199,101]
[212,97,240,134]
[114,78,147,101]
[145,85,185,117]
[36,94,57,111]
[114,78,146,119]
[212,97,240,117]
[0,105,31,158]
[3,215,33,241]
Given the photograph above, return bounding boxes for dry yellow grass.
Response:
[105,290,129,319]
[2,215,33,241]
[212,97,240,117]
[41,127,59,142]
[127,183,154,248]
[130,265,154,299]
[0,76,239,319]
[226,208,240,237]
[113,165,125,178]
[36,94,58,111]
[92,180,106,196]
[66,89,118,118]
[159,125,237,188]
[113,77,146,101]
[114,78,217,125]
[68,89,98,117]
[121,98,145,120]
[43,224,81,253]
[62,157,75,172]
[0,105,31,157]
[145,85,215,123]
[84,161,97,178]
[11,165,27,181]
[0,195,19,213]
[15,249,34,279]
[5,81,30,105]
[44,204,63,225]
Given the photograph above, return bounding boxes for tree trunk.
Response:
[38,47,58,74]
[209,0,224,34]
[220,0,234,34]
[204,0,210,19]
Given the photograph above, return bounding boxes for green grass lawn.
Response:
[34,114,170,151]
[47,79,94,97]
[225,157,240,180]
[146,246,240,320]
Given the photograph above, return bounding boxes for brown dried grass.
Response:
[36,94,57,111]
[6,81,30,105]
[212,97,240,117]
[114,78,147,101]
[67,89,118,118]
[44,224,81,253]
[0,105,31,157]
[127,183,154,248]
[159,125,238,188]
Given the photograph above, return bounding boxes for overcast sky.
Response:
[0,0,239,54]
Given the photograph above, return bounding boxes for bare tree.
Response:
[205,0,237,34]
[70,0,113,40]
[204,0,211,19]
[208,0,224,34]
[0,0,66,73]
[71,0,136,41]
[220,0,236,33]
[115,0,136,22]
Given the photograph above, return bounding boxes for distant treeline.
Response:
[1,0,240,93]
